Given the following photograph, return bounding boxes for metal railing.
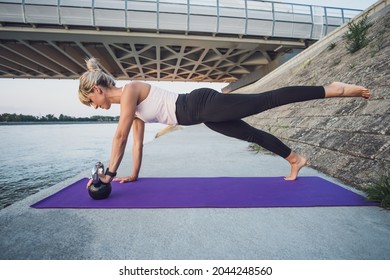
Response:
[0,0,362,39]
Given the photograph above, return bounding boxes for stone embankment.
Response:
[235,3,390,190]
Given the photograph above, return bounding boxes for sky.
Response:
[0,0,378,118]
[273,0,377,9]
[0,79,228,118]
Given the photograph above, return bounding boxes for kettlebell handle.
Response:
[91,161,104,185]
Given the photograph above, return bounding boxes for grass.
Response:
[248,143,265,154]
[247,143,273,155]
[328,42,337,51]
[348,62,357,70]
[343,15,372,54]
[302,59,312,69]
[365,170,390,209]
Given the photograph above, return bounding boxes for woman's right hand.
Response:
[86,178,93,189]
[112,175,138,183]
[86,172,108,189]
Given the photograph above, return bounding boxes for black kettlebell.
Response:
[88,162,112,200]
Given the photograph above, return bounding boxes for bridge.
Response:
[0,0,361,86]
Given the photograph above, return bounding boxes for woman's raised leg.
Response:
[192,83,371,180]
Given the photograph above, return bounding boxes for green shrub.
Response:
[328,42,337,51]
[365,171,390,209]
[343,15,372,54]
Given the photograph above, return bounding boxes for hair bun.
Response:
[86,57,100,72]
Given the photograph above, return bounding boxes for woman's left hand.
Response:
[113,175,138,183]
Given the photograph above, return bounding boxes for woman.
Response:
[79,57,371,186]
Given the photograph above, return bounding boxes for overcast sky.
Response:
[0,0,378,117]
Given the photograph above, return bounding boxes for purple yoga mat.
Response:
[31,177,377,209]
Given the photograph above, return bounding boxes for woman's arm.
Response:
[130,118,145,180]
[102,87,138,183]
[113,118,145,183]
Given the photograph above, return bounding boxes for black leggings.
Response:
[175,86,325,158]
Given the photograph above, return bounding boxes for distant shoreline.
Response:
[0,121,118,126]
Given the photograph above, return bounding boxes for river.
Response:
[0,122,165,209]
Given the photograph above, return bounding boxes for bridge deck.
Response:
[1,0,360,39]
[0,0,361,82]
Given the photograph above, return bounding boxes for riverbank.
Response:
[1,124,389,260]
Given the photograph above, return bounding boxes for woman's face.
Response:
[88,86,111,110]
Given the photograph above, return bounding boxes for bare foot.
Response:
[325,82,371,99]
[284,152,307,181]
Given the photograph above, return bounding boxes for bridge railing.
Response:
[0,0,361,40]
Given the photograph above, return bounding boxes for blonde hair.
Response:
[78,57,116,106]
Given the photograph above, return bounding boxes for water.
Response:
[0,123,165,209]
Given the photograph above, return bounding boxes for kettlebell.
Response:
[88,162,112,200]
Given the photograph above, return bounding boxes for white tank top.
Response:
[132,85,179,125]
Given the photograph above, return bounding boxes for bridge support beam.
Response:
[0,26,307,81]
[222,49,303,92]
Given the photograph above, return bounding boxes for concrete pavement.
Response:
[0,124,389,259]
